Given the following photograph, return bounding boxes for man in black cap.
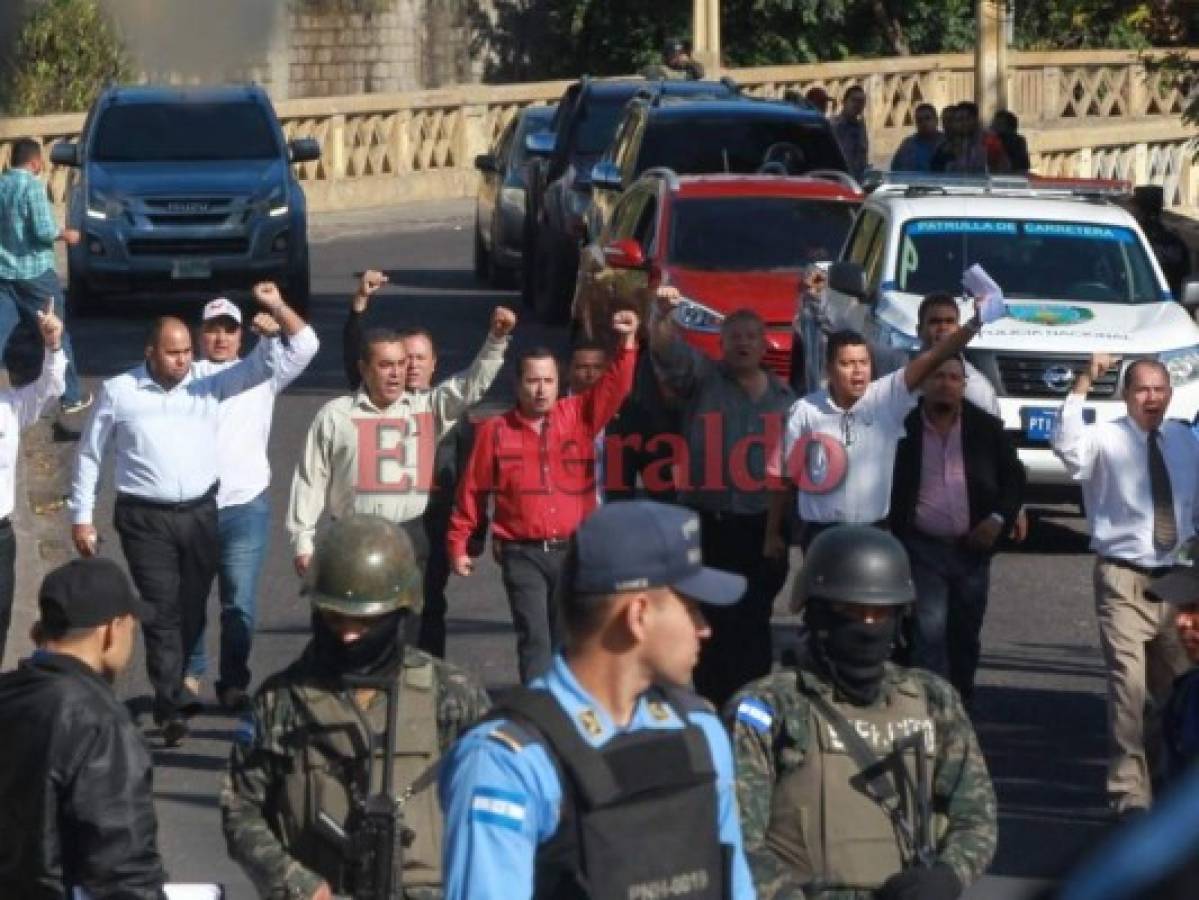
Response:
[440,500,756,900]
[0,558,167,899]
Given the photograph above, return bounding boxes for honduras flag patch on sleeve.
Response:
[736,698,774,732]
[470,787,528,832]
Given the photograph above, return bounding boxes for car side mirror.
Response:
[474,153,498,173]
[603,239,646,270]
[288,138,321,163]
[1182,277,1199,314]
[829,261,869,301]
[525,131,555,157]
[49,142,79,167]
[590,161,623,192]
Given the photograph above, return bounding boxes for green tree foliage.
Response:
[1,0,135,116]
[472,0,1196,81]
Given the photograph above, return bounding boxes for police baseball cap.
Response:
[1148,565,1199,606]
[202,297,242,325]
[38,558,154,630]
[571,501,746,606]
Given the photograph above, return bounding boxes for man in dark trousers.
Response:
[449,310,639,683]
[70,283,308,747]
[341,269,488,658]
[0,558,166,899]
[890,354,1025,706]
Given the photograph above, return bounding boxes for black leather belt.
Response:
[1100,556,1172,579]
[506,538,570,552]
[117,483,218,512]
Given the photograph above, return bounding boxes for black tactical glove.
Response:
[875,863,962,900]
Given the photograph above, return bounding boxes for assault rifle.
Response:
[338,673,414,900]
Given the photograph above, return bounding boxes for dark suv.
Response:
[587,98,849,239]
[51,85,320,315]
[524,77,736,322]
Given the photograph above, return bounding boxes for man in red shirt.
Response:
[449,310,639,681]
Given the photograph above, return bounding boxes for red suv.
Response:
[572,170,861,376]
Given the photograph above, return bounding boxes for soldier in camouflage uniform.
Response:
[642,36,706,81]
[221,515,490,900]
[725,526,996,900]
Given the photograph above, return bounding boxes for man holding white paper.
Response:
[766,283,992,552]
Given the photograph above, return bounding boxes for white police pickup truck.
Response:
[810,174,1199,486]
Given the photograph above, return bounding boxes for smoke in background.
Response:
[100,0,280,83]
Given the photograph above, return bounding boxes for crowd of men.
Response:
[1,121,1199,900]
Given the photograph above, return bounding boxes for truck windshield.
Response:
[638,119,847,176]
[670,196,855,271]
[91,102,280,162]
[897,218,1162,303]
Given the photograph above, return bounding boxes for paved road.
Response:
[62,199,1110,899]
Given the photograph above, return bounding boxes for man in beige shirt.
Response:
[287,302,515,576]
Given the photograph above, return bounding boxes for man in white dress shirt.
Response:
[0,299,65,665]
[183,288,319,711]
[1052,352,1198,816]
[69,283,308,746]
[766,312,985,554]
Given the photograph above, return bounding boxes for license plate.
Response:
[1021,405,1095,441]
[171,259,211,280]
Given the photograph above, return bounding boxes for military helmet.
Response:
[792,525,915,611]
[305,515,422,616]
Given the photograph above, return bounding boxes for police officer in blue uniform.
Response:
[439,500,757,900]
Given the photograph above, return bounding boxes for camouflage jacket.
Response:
[724,662,997,900]
[221,645,491,900]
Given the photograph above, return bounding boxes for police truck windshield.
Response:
[91,102,280,162]
[897,218,1161,303]
[670,197,855,271]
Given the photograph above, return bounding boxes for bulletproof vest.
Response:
[497,686,728,900]
[765,671,936,893]
[275,659,442,891]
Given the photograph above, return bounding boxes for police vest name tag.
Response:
[822,716,935,756]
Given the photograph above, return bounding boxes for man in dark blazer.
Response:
[890,354,1025,705]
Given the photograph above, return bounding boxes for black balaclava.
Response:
[310,610,406,679]
[805,600,898,706]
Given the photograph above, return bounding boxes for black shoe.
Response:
[161,716,189,748]
[217,686,251,713]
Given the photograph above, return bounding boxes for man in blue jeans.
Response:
[185,289,319,710]
[0,138,89,414]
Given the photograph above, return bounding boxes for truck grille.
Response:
[127,237,249,257]
[995,354,1119,399]
[142,197,238,228]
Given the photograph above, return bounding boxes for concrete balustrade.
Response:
[0,50,1195,212]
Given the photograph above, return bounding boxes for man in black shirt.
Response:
[0,558,166,899]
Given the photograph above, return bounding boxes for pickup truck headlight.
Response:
[672,296,725,333]
[878,318,921,352]
[86,192,121,221]
[1160,345,1199,386]
[257,187,289,218]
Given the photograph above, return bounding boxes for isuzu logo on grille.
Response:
[167,201,209,213]
[1042,365,1076,392]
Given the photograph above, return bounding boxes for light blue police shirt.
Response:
[439,653,757,900]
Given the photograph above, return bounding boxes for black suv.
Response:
[51,85,320,315]
[524,77,736,322]
[587,97,849,238]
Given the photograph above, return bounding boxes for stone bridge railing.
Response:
[1,48,1196,213]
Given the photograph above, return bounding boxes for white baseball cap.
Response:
[202,297,242,325]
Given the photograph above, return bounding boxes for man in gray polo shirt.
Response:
[650,286,794,706]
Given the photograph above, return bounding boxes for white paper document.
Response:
[962,263,1007,324]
